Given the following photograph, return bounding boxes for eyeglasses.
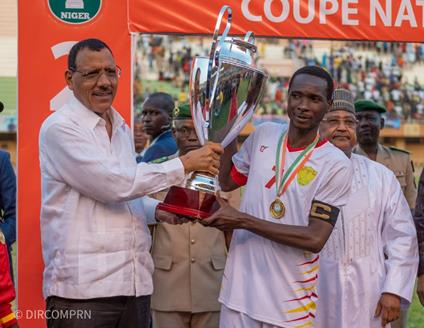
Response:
[322,118,358,128]
[70,66,122,82]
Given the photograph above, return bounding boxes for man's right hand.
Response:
[179,142,223,175]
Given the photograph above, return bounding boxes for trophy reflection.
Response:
[157,5,267,219]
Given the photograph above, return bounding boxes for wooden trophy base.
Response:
[156,185,219,219]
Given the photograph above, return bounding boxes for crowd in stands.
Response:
[135,36,424,125]
[289,40,424,124]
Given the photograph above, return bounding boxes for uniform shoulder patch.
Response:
[388,146,410,155]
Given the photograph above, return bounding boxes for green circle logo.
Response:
[48,0,102,24]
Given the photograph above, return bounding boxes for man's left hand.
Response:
[155,208,190,225]
[200,192,245,231]
[374,293,401,327]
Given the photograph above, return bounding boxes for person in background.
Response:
[134,118,149,163]
[353,100,417,209]
[353,99,418,328]
[150,103,228,328]
[414,170,424,308]
[317,88,418,328]
[39,38,222,328]
[0,148,16,282]
[140,92,177,163]
[0,229,17,328]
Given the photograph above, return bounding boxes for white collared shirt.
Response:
[39,96,185,299]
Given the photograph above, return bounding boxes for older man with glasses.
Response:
[316,88,418,328]
[39,38,223,328]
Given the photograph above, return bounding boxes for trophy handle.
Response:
[244,31,255,44]
[205,6,232,113]
[211,6,232,65]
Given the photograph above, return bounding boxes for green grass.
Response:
[0,77,17,116]
[409,287,424,327]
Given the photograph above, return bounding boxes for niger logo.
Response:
[297,166,317,186]
[48,0,102,25]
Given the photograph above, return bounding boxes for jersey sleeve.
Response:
[232,123,279,177]
[313,155,352,208]
[232,128,256,178]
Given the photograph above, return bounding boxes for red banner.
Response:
[130,0,424,42]
[18,1,131,327]
[17,0,424,327]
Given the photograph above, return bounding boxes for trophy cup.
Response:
[157,5,267,219]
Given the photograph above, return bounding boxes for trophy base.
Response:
[156,185,219,220]
[186,172,216,193]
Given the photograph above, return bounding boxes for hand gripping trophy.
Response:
[157,5,268,219]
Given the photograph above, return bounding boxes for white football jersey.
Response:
[219,122,352,327]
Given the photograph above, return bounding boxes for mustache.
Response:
[332,133,351,138]
[95,85,112,92]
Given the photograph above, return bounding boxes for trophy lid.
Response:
[218,36,257,67]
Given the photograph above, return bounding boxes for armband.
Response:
[309,200,339,226]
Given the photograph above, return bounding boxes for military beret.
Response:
[354,99,386,114]
[173,103,192,120]
[330,88,354,113]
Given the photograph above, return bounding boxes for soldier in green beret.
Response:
[353,99,416,209]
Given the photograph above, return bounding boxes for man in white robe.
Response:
[317,88,418,328]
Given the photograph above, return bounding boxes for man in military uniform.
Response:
[353,99,417,328]
[353,99,417,210]
[150,103,231,328]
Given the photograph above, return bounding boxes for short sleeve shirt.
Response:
[220,122,352,327]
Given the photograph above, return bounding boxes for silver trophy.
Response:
[188,5,267,193]
[157,5,267,219]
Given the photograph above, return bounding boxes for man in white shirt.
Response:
[39,38,222,328]
[202,66,352,327]
[317,88,418,328]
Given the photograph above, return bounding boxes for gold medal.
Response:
[270,198,285,219]
[273,132,320,221]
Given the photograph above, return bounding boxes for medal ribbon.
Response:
[275,132,320,197]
